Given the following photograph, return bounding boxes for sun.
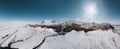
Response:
[84,3,97,19]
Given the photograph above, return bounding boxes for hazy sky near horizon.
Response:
[0,0,119,23]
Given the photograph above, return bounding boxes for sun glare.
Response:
[84,3,97,19]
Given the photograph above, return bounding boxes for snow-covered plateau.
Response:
[0,21,120,49]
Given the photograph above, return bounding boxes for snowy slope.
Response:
[40,30,120,49]
[0,23,120,49]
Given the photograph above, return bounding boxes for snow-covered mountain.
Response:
[0,21,120,49]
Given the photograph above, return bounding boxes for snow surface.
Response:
[0,24,120,49]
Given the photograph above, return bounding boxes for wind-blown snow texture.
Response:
[0,21,120,49]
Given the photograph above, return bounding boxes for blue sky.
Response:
[0,0,119,23]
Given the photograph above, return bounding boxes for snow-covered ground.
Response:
[0,23,120,49]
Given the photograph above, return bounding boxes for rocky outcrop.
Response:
[28,22,114,34]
